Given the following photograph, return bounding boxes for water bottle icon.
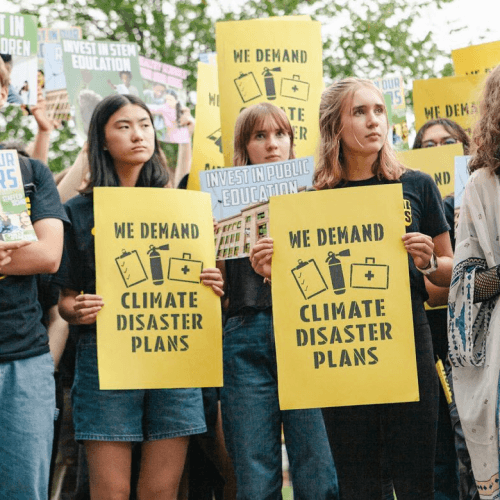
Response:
[147,244,169,285]
[326,249,350,295]
[262,67,281,100]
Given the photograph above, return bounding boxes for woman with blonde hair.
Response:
[448,64,500,498]
[251,78,453,499]
[220,102,338,499]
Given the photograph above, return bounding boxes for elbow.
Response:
[58,303,75,324]
[46,255,62,274]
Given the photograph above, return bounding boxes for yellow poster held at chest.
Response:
[187,62,225,191]
[452,41,500,76]
[413,74,486,135]
[397,143,463,198]
[270,185,418,410]
[94,188,222,390]
[216,18,323,166]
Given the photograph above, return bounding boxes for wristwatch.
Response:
[416,252,438,275]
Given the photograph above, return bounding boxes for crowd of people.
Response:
[1,41,500,500]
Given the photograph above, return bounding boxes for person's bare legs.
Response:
[137,436,189,500]
[85,441,132,500]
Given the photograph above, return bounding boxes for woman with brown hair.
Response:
[252,78,453,499]
[448,64,500,499]
[220,102,338,499]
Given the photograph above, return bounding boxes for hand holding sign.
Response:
[250,236,273,279]
[73,293,104,325]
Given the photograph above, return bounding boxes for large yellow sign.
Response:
[216,17,323,166]
[270,185,418,410]
[94,187,222,389]
[413,74,486,135]
[452,41,500,76]
[188,62,225,191]
[397,143,463,199]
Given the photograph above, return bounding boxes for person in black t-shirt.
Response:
[251,78,454,500]
[0,57,69,500]
[56,94,223,500]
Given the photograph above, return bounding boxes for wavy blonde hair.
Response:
[233,103,295,166]
[469,65,500,175]
[313,78,405,190]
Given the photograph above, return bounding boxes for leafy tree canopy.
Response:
[9,0,459,171]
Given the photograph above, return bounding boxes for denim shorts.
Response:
[72,336,206,442]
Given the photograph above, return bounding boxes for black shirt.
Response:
[426,194,454,361]
[225,257,272,319]
[335,170,450,302]
[53,194,96,336]
[0,158,69,362]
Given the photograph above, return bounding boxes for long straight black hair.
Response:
[85,93,169,192]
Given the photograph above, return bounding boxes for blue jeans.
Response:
[0,352,55,500]
[221,310,339,500]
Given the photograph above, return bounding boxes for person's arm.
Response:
[424,277,449,308]
[57,145,89,203]
[27,89,56,164]
[0,218,63,275]
[402,231,453,287]
[174,107,195,188]
[58,288,104,325]
[470,265,500,303]
[47,304,69,369]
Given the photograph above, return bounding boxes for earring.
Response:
[103,146,108,151]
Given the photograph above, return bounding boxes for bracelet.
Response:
[263,277,272,285]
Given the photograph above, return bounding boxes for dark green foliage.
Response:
[8,0,457,171]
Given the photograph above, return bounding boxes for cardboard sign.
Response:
[38,26,81,74]
[452,41,500,76]
[373,74,408,150]
[139,55,189,144]
[396,143,464,198]
[199,156,314,260]
[61,39,144,139]
[216,17,323,166]
[94,188,222,390]
[270,184,418,410]
[413,74,486,135]
[0,150,37,242]
[0,13,38,106]
[188,62,225,191]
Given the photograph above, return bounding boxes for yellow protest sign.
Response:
[452,41,500,76]
[188,62,225,191]
[397,143,463,198]
[94,187,222,390]
[216,18,323,166]
[373,74,409,150]
[270,185,418,410]
[413,74,486,135]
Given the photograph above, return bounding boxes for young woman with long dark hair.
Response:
[56,93,223,500]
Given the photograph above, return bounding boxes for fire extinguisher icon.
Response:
[147,244,169,285]
[262,67,281,100]
[326,249,350,295]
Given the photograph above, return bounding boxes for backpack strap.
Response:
[17,154,36,195]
